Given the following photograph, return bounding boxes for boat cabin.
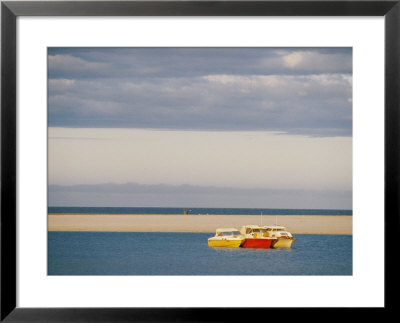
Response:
[240,225,268,236]
[215,228,242,237]
[264,225,287,232]
[263,225,292,238]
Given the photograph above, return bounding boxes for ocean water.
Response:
[48,206,352,216]
[48,232,352,275]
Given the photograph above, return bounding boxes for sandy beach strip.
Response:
[48,214,352,235]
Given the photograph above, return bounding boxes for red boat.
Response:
[240,225,276,249]
[241,237,274,248]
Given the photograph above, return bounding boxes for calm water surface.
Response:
[48,232,352,275]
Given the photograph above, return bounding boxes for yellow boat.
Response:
[208,228,245,248]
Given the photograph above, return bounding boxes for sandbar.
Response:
[48,214,352,235]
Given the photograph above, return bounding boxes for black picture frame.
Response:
[1,1,398,321]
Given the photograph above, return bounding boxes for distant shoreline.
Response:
[48,214,352,235]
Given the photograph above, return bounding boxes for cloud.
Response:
[281,50,352,73]
[283,52,304,68]
[48,54,109,76]
[48,47,352,78]
[48,48,352,137]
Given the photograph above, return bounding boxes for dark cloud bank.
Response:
[48,48,352,137]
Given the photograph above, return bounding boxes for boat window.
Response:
[252,229,266,233]
[222,231,241,236]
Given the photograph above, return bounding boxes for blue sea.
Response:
[48,206,352,215]
[48,232,352,275]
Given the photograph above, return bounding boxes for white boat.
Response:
[263,225,296,248]
[208,228,245,248]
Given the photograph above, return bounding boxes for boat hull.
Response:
[208,239,244,248]
[272,237,296,248]
[242,238,274,249]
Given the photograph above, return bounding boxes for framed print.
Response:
[1,0,399,321]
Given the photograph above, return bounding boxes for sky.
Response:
[48,48,352,209]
